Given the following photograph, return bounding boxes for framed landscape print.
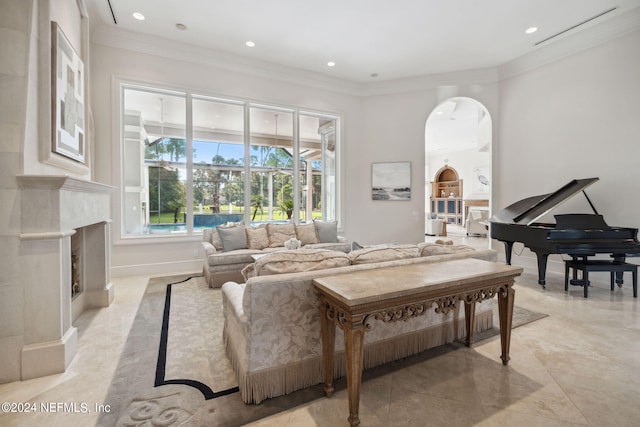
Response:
[51,21,85,163]
[371,161,411,200]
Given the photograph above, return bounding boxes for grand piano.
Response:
[490,178,640,286]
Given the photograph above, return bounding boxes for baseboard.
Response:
[111,259,201,278]
[21,328,78,380]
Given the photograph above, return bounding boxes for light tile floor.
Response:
[1,245,639,426]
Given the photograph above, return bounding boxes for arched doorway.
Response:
[425,97,492,241]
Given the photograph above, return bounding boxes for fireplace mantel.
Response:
[17,175,114,235]
[17,174,114,192]
[17,175,114,380]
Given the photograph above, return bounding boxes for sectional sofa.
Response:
[221,242,498,404]
[202,221,350,288]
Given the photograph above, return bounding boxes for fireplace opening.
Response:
[71,251,80,298]
[71,229,83,299]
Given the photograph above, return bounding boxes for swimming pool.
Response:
[147,224,192,234]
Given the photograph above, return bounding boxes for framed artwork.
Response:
[51,21,85,163]
[371,161,411,200]
[473,166,490,194]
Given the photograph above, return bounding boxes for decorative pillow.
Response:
[418,242,475,256]
[253,249,351,276]
[217,225,247,251]
[349,244,420,265]
[314,220,338,243]
[266,223,296,248]
[205,228,224,251]
[295,223,319,245]
[245,225,269,250]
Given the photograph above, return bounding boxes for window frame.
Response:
[116,80,341,241]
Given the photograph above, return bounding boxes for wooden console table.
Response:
[313,258,523,426]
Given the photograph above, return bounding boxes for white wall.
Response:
[496,29,640,276]
[89,24,640,279]
[346,83,499,245]
[89,44,363,276]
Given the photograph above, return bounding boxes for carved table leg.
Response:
[464,300,476,346]
[344,324,365,427]
[320,300,336,397]
[498,283,515,365]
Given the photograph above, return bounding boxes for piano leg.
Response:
[535,252,549,287]
[503,241,514,265]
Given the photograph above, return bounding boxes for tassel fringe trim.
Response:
[225,310,492,404]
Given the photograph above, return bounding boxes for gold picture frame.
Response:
[51,21,85,163]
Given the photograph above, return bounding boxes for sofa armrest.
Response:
[222,282,247,322]
[202,241,218,255]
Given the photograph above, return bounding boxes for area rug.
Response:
[97,274,547,427]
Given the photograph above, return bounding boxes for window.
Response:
[120,84,339,237]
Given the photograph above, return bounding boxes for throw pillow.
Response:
[266,223,296,248]
[217,225,248,251]
[245,225,269,250]
[205,228,224,251]
[418,242,475,256]
[253,249,351,276]
[314,220,338,243]
[295,223,319,245]
[349,244,420,265]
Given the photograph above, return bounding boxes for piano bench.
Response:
[564,259,637,298]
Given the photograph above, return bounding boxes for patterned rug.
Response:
[97,274,547,427]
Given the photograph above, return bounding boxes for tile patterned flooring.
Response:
[1,234,639,426]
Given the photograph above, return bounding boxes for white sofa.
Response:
[202,221,350,288]
[221,243,498,404]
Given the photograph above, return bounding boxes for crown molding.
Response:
[90,6,640,98]
[360,68,500,97]
[90,25,364,96]
[498,6,640,80]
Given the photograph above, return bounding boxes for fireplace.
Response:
[17,175,113,380]
[71,232,81,299]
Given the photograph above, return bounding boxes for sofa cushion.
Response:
[246,225,269,250]
[305,241,351,253]
[208,249,261,266]
[349,244,420,265]
[249,249,351,277]
[266,223,296,248]
[295,223,319,245]
[217,225,248,251]
[314,220,338,243]
[418,242,476,256]
[204,227,224,251]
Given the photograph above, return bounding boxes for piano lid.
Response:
[511,178,599,226]
[492,178,599,226]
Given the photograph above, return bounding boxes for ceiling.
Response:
[87,0,640,83]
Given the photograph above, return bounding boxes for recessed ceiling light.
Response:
[525,26,538,34]
[132,12,145,21]
[176,23,187,31]
[327,61,336,67]
[245,41,255,47]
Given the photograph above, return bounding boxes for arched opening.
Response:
[425,97,492,244]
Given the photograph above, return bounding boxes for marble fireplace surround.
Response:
[17,175,113,380]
